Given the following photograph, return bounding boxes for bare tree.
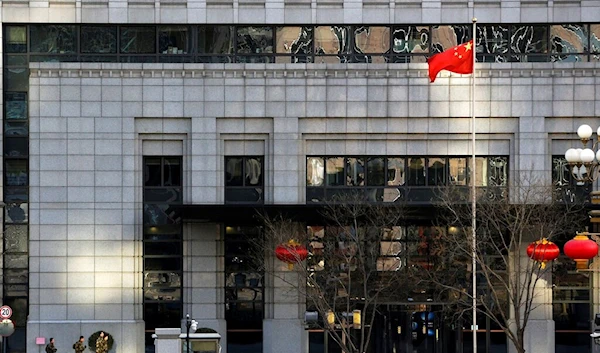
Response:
[255,195,423,353]
[429,174,586,353]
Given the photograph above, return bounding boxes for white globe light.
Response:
[577,124,593,139]
[565,148,580,163]
[580,148,595,163]
[576,149,583,162]
[596,149,600,162]
[597,126,600,137]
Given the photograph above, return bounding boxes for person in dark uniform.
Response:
[73,335,87,353]
[45,337,57,353]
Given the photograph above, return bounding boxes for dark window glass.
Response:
[144,257,182,271]
[428,157,446,186]
[553,303,590,330]
[308,332,325,353]
[159,26,190,54]
[199,26,234,54]
[30,25,77,53]
[144,303,182,329]
[4,69,29,91]
[326,157,344,186]
[5,299,27,326]
[144,242,182,256]
[6,55,29,67]
[5,26,27,53]
[555,332,591,353]
[143,204,181,225]
[477,25,510,63]
[5,121,28,137]
[144,188,182,203]
[144,158,162,187]
[367,157,385,186]
[163,158,181,187]
[4,137,29,157]
[5,92,27,120]
[227,331,263,353]
[4,225,28,253]
[81,26,117,54]
[226,158,244,186]
[5,160,28,186]
[511,25,548,62]
[407,157,426,186]
[237,27,273,54]
[5,187,28,203]
[120,27,156,54]
[4,269,27,284]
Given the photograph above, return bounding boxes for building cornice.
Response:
[28,62,600,80]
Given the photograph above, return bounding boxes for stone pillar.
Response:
[184,223,228,352]
[508,243,555,353]
[153,328,182,353]
[263,255,308,353]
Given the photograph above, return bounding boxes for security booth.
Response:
[180,332,222,353]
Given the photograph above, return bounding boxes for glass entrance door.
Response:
[375,305,454,353]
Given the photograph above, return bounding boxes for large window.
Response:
[6,23,599,64]
[224,226,264,353]
[306,156,508,204]
[225,156,264,204]
[552,156,591,204]
[143,157,183,350]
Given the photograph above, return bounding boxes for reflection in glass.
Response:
[81,26,117,53]
[6,55,29,67]
[143,204,181,225]
[477,25,509,62]
[407,158,425,186]
[4,225,28,253]
[387,158,405,186]
[5,93,27,121]
[393,26,428,54]
[144,188,182,203]
[30,25,77,53]
[5,122,28,136]
[427,158,446,186]
[551,25,588,62]
[307,157,325,187]
[120,27,156,53]
[510,25,548,61]
[431,25,470,53]
[199,26,234,54]
[5,254,28,269]
[276,27,313,55]
[163,158,181,186]
[245,158,262,186]
[448,158,467,185]
[367,157,385,186]
[144,257,182,271]
[159,26,190,54]
[355,26,390,54]
[6,26,27,53]
[5,203,28,223]
[315,26,351,55]
[226,158,244,186]
[237,27,273,54]
[346,158,365,186]
[326,157,344,186]
[592,25,600,54]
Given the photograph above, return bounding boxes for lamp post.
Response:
[185,314,197,353]
[564,124,600,183]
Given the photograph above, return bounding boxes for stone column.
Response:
[184,223,228,352]
[508,243,555,353]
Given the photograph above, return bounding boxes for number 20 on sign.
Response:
[0,306,12,319]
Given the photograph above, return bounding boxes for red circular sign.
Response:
[0,306,12,319]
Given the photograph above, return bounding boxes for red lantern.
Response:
[526,238,559,269]
[564,234,599,269]
[276,240,308,270]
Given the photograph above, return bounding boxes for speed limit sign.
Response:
[0,306,12,319]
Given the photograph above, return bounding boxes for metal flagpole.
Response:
[471,17,478,353]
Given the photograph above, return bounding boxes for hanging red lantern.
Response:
[526,238,559,269]
[564,234,599,269]
[276,240,308,270]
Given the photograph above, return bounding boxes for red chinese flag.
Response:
[427,40,474,83]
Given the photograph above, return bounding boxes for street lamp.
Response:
[565,124,600,183]
[185,314,198,353]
